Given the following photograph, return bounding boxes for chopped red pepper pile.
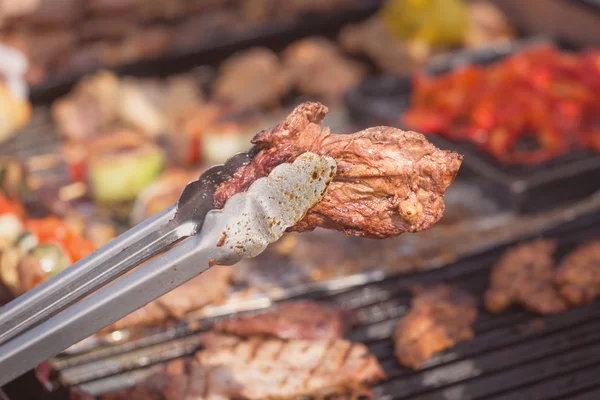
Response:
[403,45,600,164]
[25,217,96,263]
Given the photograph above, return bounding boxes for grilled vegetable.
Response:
[17,243,71,293]
[25,217,96,263]
[64,129,165,203]
[381,0,469,47]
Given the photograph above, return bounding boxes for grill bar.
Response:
[49,224,600,400]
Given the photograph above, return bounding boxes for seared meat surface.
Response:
[339,16,433,75]
[101,333,384,400]
[213,48,290,112]
[52,71,205,140]
[214,102,463,238]
[485,240,567,314]
[394,285,477,369]
[192,334,385,399]
[213,301,353,340]
[555,241,600,305]
[98,300,383,399]
[105,266,233,332]
[282,37,365,101]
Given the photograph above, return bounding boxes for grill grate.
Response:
[55,223,600,400]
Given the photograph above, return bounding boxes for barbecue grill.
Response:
[2,6,600,397]
[1,219,597,399]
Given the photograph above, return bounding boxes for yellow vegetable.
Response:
[380,0,469,47]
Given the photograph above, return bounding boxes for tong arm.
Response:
[0,152,336,386]
[0,150,258,346]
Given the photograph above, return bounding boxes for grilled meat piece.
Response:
[339,16,434,75]
[2,28,75,84]
[485,240,567,314]
[394,285,477,369]
[214,102,463,238]
[282,37,366,101]
[101,359,189,400]
[213,301,353,340]
[101,335,385,400]
[52,71,121,140]
[464,1,515,48]
[213,48,291,112]
[555,241,600,305]
[69,387,94,400]
[276,0,353,18]
[193,333,385,399]
[79,17,138,41]
[105,265,233,332]
[53,71,205,140]
[131,168,203,225]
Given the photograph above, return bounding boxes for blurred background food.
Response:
[0,1,599,399]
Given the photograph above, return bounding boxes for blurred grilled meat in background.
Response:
[1,0,600,399]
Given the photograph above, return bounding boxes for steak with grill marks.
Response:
[191,333,386,399]
[485,240,567,314]
[214,101,463,239]
[103,265,233,332]
[394,285,478,369]
[98,334,385,400]
[213,301,354,340]
[555,241,600,305]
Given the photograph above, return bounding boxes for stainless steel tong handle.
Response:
[0,151,336,387]
[0,150,256,347]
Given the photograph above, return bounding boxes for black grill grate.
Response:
[54,223,600,400]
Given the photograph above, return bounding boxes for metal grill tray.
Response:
[345,37,600,214]
[29,220,599,400]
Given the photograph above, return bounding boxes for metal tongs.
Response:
[0,150,337,386]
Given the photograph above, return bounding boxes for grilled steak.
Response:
[394,285,477,369]
[213,301,353,340]
[485,240,567,314]
[214,102,463,238]
[69,387,95,400]
[282,37,366,101]
[101,335,384,400]
[105,265,233,332]
[213,48,291,112]
[555,241,600,305]
[193,333,385,399]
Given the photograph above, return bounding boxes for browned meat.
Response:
[485,240,568,314]
[277,0,353,18]
[465,1,516,48]
[101,359,189,400]
[29,0,83,26]
[213,301,353,340]
[213,48,291,112]
[339,17,435,75]
[86,0,138,15]
[69,387,95,400]
[394,285,477,369]
[214,102,463,238]
[102,335,385,400]
[282,37,366,102]
[170,11,245,51]
[2,29,75,84]
[53,71,206,140]
[104,27,173,66]
[105,265,233,332]
[79,17,138,41]
[52,71,120,140]
[194,333,384,399]
[555,241,600,305]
